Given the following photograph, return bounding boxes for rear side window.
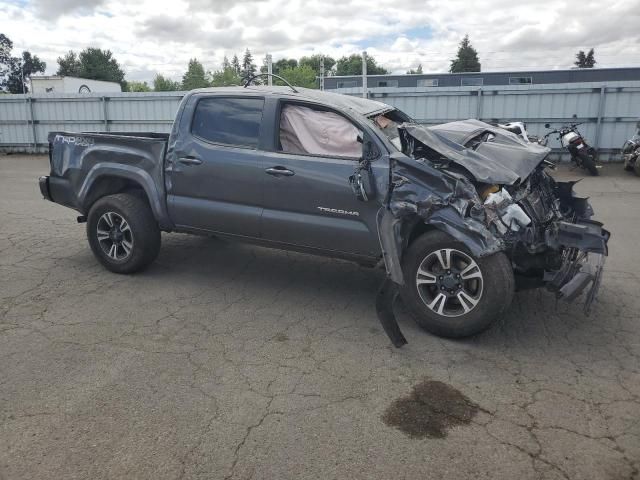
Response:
[191,97,264,148]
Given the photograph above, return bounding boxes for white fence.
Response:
[1,81,639,160]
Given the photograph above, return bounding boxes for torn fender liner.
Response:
[399,120,550,185]
[375,278,407,348]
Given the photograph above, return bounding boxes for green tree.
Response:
[575,48,596,68]
[241,48,257,82]
[75,48,126,88]
[335,54,388,76]
[210,67,241,87]
[5,50,46,94]
[222,55,231,70]
[277,65,317,89]
[231,54,241,74]
[153,74,181,91]
[56,51,81,76]
[0,34,13,83]
[299,54,336,76]
[407,64,423,74]
[0,34,46,93]
[182,58,209,90]
[127,80,152,92]
[449,35,481,73]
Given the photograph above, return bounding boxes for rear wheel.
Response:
[87,193,161,274]
[578,150,599,176]
[399,231,514,338]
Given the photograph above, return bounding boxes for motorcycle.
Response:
[622,120,640,176]
[539,121,599,176]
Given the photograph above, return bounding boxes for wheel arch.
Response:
[78,166,172,229]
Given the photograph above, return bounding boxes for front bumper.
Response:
[39,176,52,201]
[544,220,610,313]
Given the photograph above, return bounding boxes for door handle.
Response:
[265,166,295,177]
[178,156,202,166]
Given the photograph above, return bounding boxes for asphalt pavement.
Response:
[1,155,639,479]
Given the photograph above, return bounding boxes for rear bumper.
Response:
[39,176,52,201]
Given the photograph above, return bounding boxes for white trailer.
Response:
[30,76,122,94]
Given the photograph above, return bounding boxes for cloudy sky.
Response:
[1,0,639,83]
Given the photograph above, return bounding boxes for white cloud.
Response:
[1,0,638,82]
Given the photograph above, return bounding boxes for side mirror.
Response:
[545,123,550,128]
[572,113,577,119]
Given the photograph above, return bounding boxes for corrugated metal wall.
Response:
[1,82,639,161]
[0,92,184,152]
[340,80,640,161]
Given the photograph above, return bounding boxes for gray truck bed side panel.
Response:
[47,132,172,228]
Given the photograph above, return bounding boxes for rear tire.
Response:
[87,193,161,274]
[578,150,599,176]
[399,230,514,338]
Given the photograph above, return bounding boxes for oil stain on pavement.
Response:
[382,380,479,439]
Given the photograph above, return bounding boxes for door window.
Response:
[278,104,362,158]
[191,97,264,148]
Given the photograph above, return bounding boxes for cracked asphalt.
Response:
[1,154,639,480]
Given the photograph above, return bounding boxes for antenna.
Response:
[243,73,299,93]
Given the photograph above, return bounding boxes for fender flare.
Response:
[78,164,173,229]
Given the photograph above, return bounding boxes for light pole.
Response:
[362,51,367,99]
[21,63,26,94]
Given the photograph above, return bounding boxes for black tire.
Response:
[578,150,599,176]
[87,193,160,274]
[399,230,515,338]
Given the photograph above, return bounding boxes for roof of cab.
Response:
[188,85,392,117]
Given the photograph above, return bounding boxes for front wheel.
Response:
[87,193,161,274]
[399,231,515,338]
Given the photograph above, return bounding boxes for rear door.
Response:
[260,99,384,256]
[166,95,265,237]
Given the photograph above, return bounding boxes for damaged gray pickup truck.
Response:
[39,85,609,345]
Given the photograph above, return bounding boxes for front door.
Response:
[260,101,383,256]
[166,95,265,237]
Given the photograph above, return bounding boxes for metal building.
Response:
[323,67,640,89]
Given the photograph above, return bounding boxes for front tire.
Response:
[87,193,161,274]
[399,231,514,338]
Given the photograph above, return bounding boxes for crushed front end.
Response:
[374,120,609,336]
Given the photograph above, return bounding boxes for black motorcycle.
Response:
[540,121,599,176]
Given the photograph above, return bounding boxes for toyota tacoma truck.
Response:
[39,84,609,342]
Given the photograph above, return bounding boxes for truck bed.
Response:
[42,131,169,216]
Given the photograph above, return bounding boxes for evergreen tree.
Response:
[449,35,481,73]
[210,67,241,87]
[182,58,209,90]
[231,54,241,74]
[407,64,423,74]
[241,48,257,82]
[222,55,231,70]
[575,48,596,68]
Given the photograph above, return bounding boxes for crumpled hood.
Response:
[399,119,551,185]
